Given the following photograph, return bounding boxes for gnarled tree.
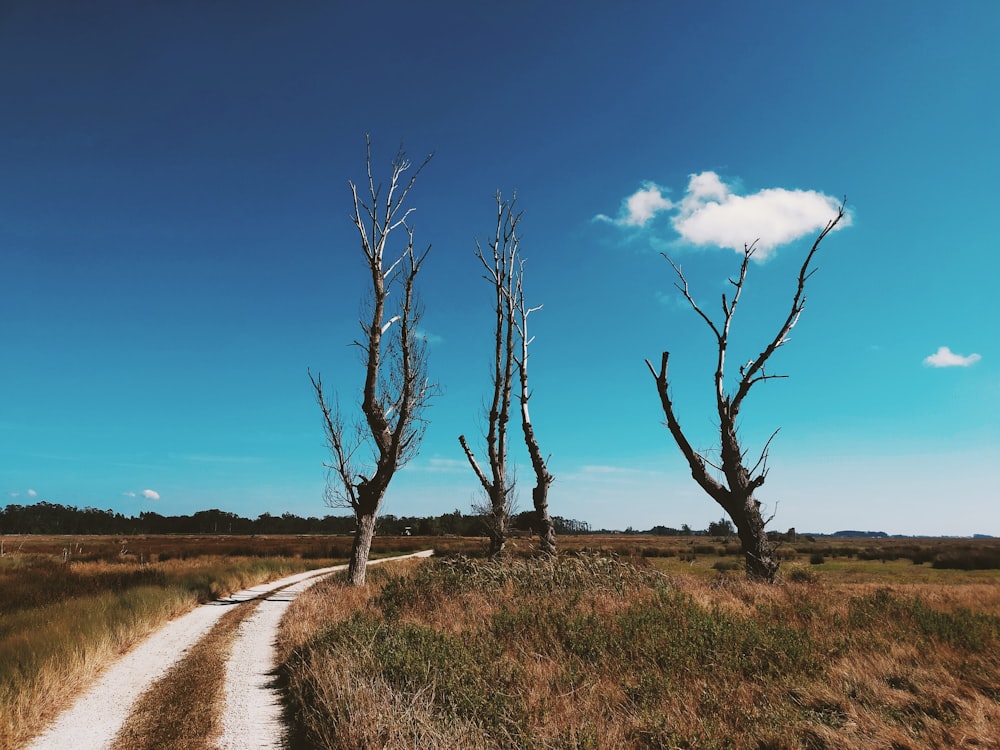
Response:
[646,201,846,582]
[310,136,433,586]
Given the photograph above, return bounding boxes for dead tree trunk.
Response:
[349,502,378,584]
[310,135,434,586]
[646,201,846,583]
[459,193,518,559]
[512,255,556,557]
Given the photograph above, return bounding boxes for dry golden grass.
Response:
[278,554,1000,750]
[110,601,258,750]
[5,534,999,748]
[1,585,195,750]
[0,548,341,750]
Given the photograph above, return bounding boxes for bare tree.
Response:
[459,193,518,559]
[310,135,434,586]
[646,201,846,582]
[460,193,556,558]
[512,253,556,557]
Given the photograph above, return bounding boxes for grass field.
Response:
[276,535,1000,750]
[3,533,999,749]
[0,534,353,750]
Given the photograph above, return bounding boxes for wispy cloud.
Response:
[561,464,666,483]
[142,489,161,501]
[27,489,37,497]
[405,457,467,474]
[122,491,137,498]
[579,464,637,475]
[595,182,674,227]
[170,453,259,464]
[416,328,444,345]
[923,346,981,368]
[598,172,847,260]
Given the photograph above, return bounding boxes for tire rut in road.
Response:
[218,551,434,750]
[24,565,346,750]
[110,600,260,750]
[24,552,433,750]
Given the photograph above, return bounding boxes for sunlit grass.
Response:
[278,554,1000,749]
[0,551,340,750]
[4,533,999,748]
[648,554,1000,586]
[110,601,258,750]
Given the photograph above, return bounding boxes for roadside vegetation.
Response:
[4,534,999,748]
[278,543,1000,749]
[0,536,344,750]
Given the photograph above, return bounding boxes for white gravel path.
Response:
[218,550,433,750]
[25,550,433,750]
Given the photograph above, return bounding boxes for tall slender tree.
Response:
[310,135,434,586]
[459,193,518,559]
[460,193,556,558]
[646,201,846,582]
[512,254,556,557]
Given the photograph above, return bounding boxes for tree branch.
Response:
[731,200,846,415]
[645,352,729,504]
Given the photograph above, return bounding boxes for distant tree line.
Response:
[0,501,744,538]
[0,501,592,538]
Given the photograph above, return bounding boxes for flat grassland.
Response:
[3,533,999,750]
[277,534,1000,750]
[0,534,354,750]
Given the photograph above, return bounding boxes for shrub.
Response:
[786,567,819,584]
[932,548,1000,570]
[712,560,742,573]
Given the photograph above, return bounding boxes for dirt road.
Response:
[25,550,433,750]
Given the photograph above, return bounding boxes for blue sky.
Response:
[1,1,997,535]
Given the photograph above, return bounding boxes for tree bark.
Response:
[533,484,556,557]
[731,495,779,582]
[348,504,378,586]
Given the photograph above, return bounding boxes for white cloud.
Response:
[27,489,37,497]
[600,172,847,260]
[923,346,981,368]
[673,172,847,258]
[142,489,161,501]
[595,182,673,228]
[122,491,137,498]
[8,492,19,498]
